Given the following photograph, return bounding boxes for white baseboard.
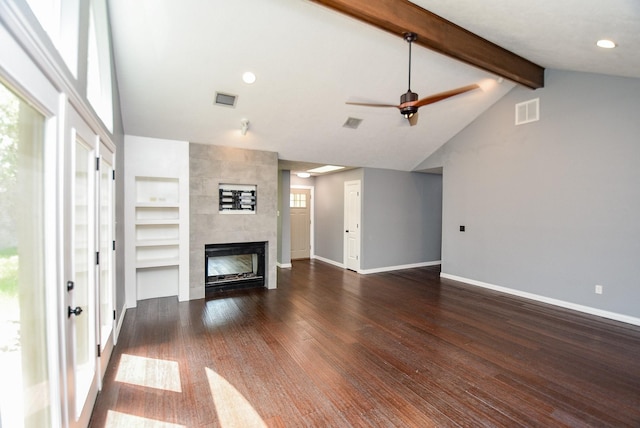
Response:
[114,303,127,345]
[312,255,345,269]
[277,262,292,269]
[440,272,640,327]
[359,260,441,275]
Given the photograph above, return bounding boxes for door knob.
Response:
[68,306,83,318]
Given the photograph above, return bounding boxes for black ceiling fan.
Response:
[346,32,480,126]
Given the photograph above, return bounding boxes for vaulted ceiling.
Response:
[109,0,640,173]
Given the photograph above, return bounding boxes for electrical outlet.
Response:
[595,284,603,295]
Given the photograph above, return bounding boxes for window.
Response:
[87,0,113,131]
[290,193,307,208]
[25,0,79,76]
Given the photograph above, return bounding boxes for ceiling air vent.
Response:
[515,98,539,125]
[214,92,237,108]
[343,117,363,129]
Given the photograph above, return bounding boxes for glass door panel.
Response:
[72,136,96,418]
[98,143,115,378]
[0,82,51,427]
[65,105,99,428]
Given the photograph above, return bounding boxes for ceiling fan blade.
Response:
[413,84,480,108]
[408,112,419,126]
[346,101,399,108]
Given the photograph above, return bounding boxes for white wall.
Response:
[124,135,190,306]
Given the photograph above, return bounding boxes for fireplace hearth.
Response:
[205,241,266,291]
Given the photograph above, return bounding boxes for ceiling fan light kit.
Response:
[346,31,480,125]
[400,90,418,118]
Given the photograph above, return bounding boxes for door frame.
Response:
[97,140,116,385]
[290,185,314,259]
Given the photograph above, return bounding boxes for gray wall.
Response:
[189,144,279,296]
[314,168,363,263]
[313,168,442,270]
[277,170,291,266]
[418,69,640,319]
[361,169,442,270]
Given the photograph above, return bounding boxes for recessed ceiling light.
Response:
[596,39,616,49]
[242,71,256,84]
[296,172,311,178]
[307,165,345,174]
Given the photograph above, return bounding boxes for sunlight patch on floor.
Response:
[105,410,186,428]
[206,367,267,428]
[115,354,182,392]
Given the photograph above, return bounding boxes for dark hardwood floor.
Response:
[90,260,640,427]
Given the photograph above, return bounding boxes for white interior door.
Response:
[344,180,361,271]
[290,188,311,260]
[97,140,115,382]
[64,106,99,428]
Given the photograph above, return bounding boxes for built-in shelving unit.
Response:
[124,136,190,307]
[133,176,180,299]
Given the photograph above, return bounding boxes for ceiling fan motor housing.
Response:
[400,90,418,117]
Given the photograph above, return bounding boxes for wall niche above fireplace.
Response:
[219,184,256,214]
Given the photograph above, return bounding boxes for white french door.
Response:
[97,140,115,381]
[64,106,99,428]
[0,78,56,428]
[1,8,117,427]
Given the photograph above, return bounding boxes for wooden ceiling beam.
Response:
[311,0,544,89]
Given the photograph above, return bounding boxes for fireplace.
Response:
[205,241,266,291]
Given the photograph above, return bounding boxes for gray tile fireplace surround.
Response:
[189,143,278,299]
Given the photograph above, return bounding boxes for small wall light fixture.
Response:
[240,118,250,135]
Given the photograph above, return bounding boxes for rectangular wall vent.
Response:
[515,98,539,125]
[343,117,363,129]
[214,92,237,108]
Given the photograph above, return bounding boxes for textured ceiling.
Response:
[412,0,640,80]
[109,0,639,173]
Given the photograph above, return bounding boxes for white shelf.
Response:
[136,258,180,269]
[136,239,179,247]
[135,202,180,208]
[136,176,179,205]
[135,218,180,225]
[133,176,182,279]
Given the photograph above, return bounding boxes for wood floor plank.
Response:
[90,260,640,427]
